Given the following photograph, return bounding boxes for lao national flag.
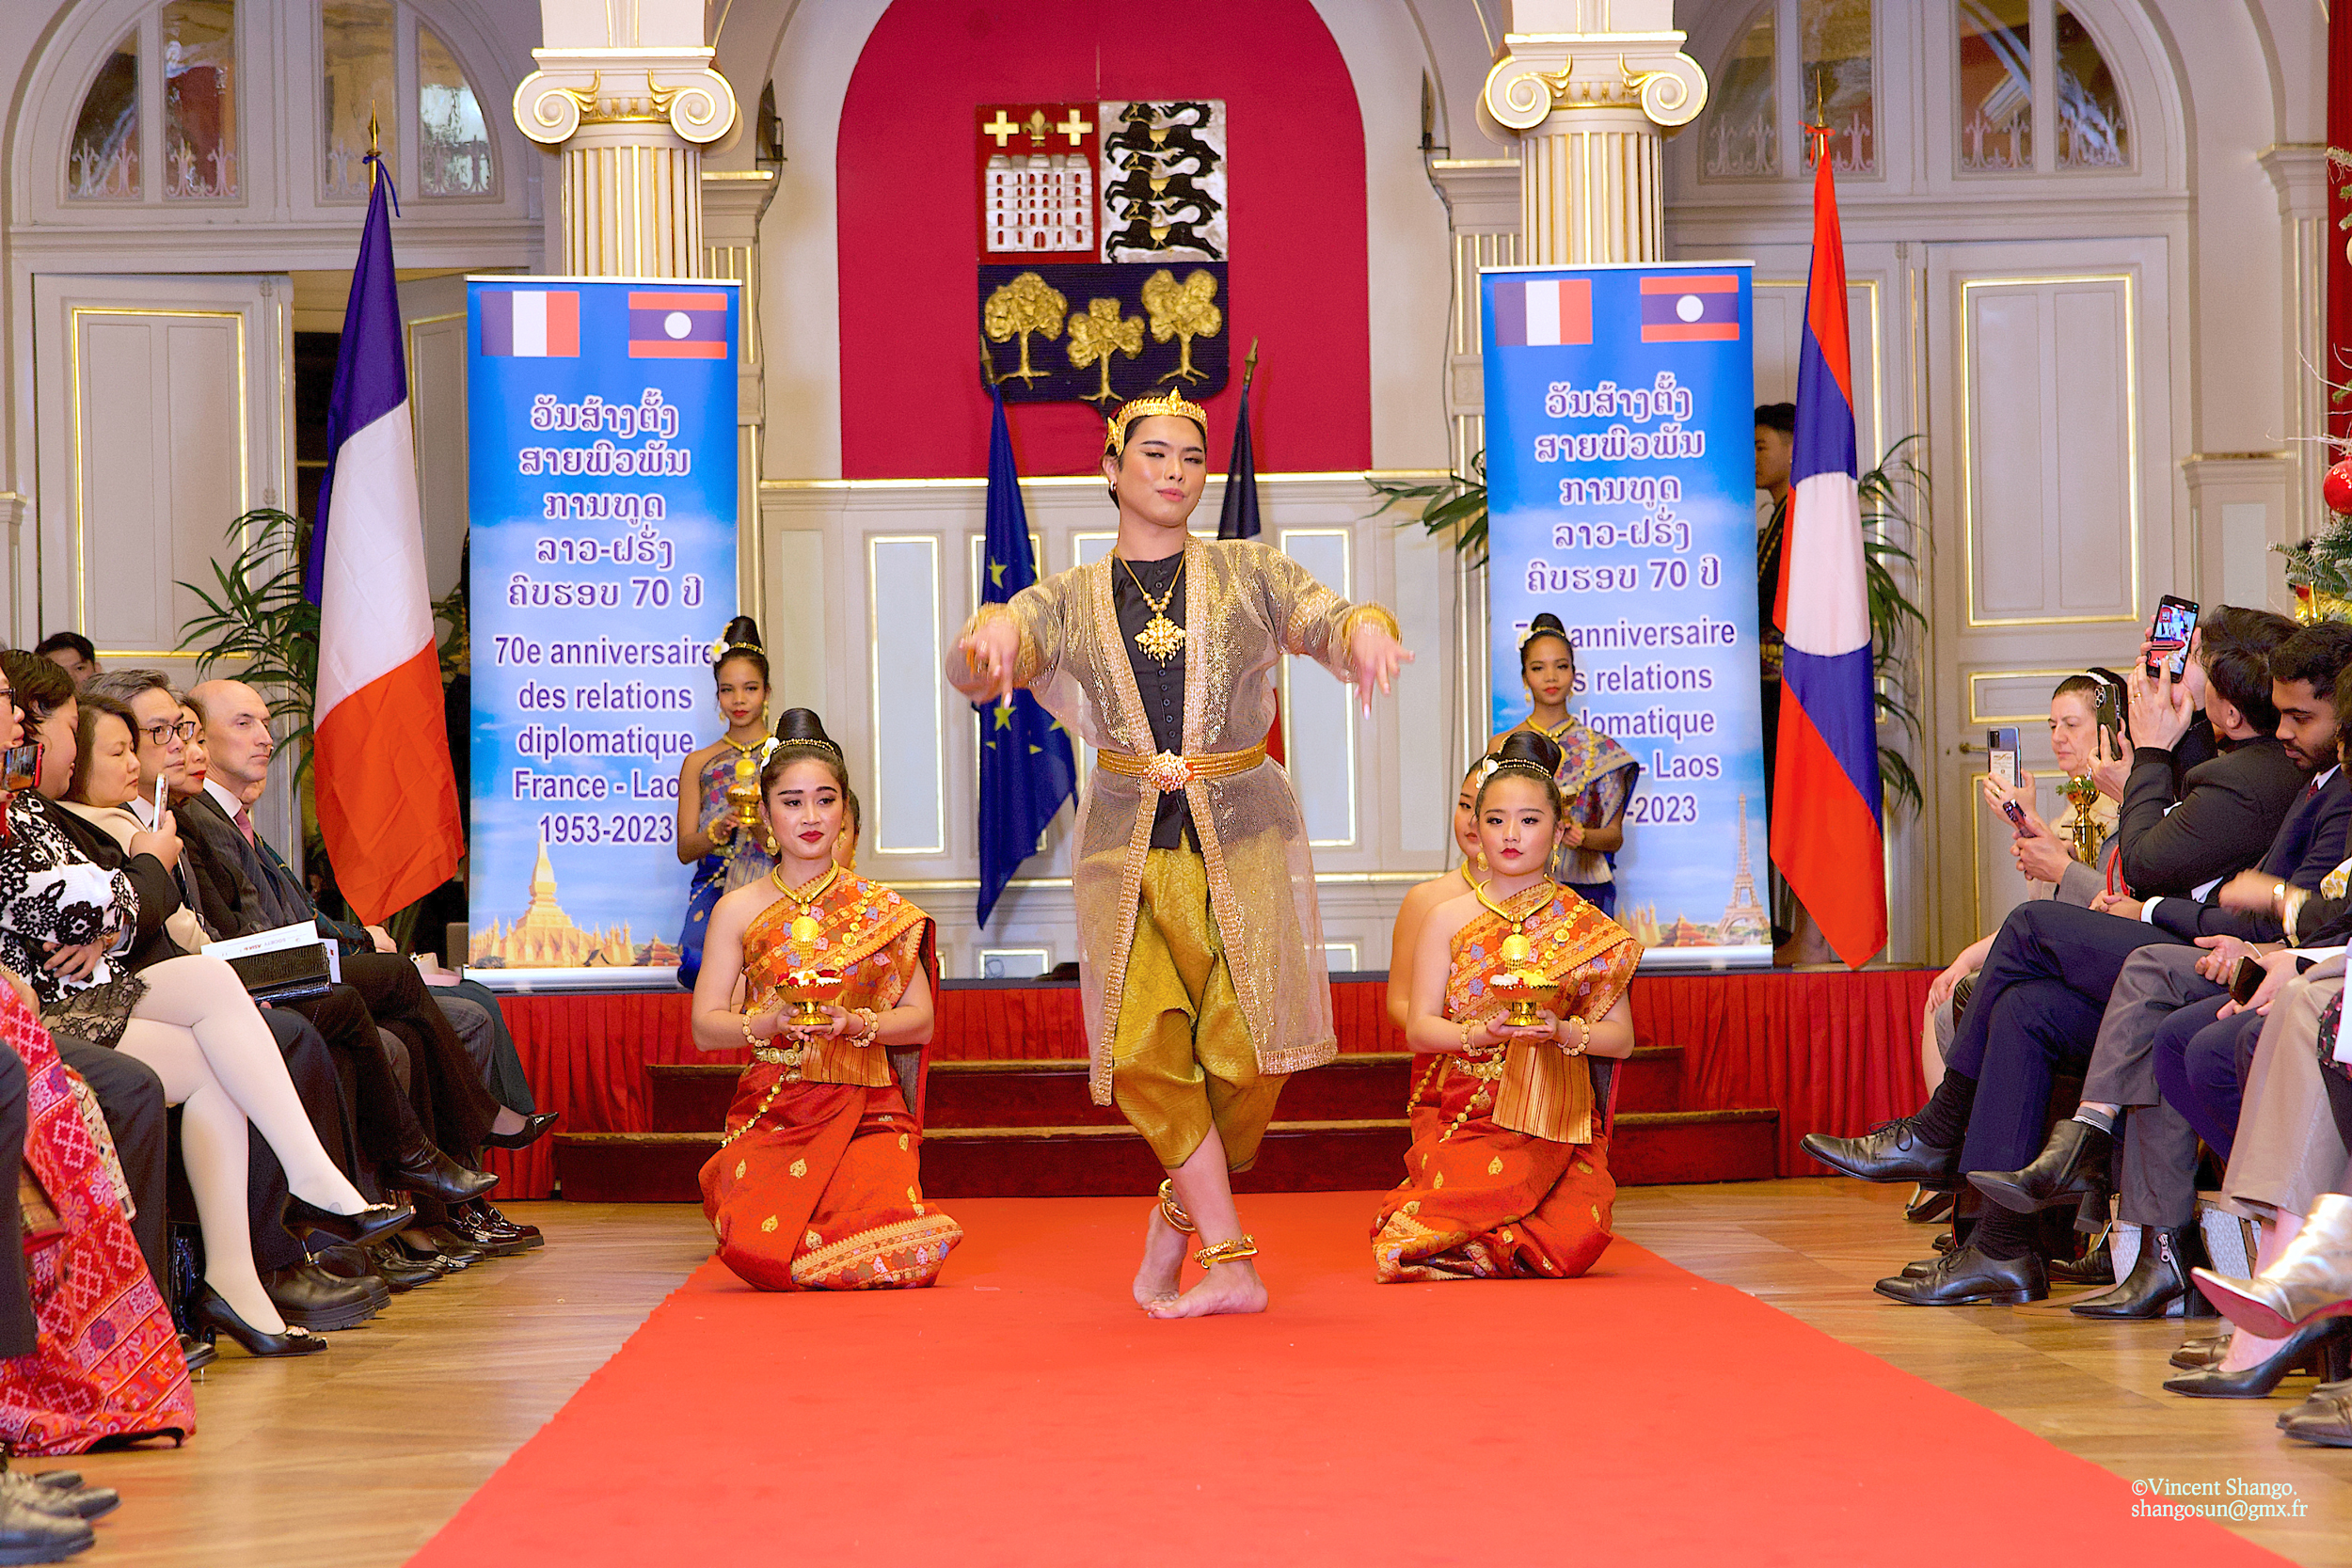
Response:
[478,289,579,356]
[1769,150,1886,968]
[974,385,1076,927]
[1639,275,1742,341]
[1489,277,1593,347]
[628,291,730,358]
[305,158,463,922]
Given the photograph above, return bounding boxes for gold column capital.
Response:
[514,48,739,150]
[1479,32,1707,139]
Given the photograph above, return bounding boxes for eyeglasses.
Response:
[141,720,199,745]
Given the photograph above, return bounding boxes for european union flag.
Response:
[976,386,1077,926]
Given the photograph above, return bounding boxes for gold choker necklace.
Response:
[770,863,842,947]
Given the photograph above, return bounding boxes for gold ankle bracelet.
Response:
[1156,1179,1197,1234]
[1193,1236,1259,1269]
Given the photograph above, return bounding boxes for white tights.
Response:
[113,955,370,1335]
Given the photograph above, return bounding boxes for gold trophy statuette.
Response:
[724,749,763,840]
[2061,773,2106,865]
[1488,930,1564,1030]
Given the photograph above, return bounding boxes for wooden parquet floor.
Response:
[65,1181,2351,1567]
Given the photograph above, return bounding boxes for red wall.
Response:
[834,0,1371,479]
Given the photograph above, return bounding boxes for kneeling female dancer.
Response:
[1376,729,1643,1280]
[691,710,961,1291]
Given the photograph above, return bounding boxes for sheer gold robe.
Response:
[959,535,1393,1105]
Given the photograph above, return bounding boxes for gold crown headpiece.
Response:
[773,733,843,762]
[1105,393,1210,456]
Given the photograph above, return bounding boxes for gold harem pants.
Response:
[1111,847,1287,1172]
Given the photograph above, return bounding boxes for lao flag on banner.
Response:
[975,386,1077,927]
[1769,148,1886,969]
[628,291,730,358]
[306,159,464,922]
[1488,277,1593,347]
[478,289,580,357]
[1638,274,1742,341]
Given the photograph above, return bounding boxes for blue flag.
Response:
[976,387,1077,926]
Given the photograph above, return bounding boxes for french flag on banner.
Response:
[480,289,580,356]
[305,159,464,922]
[1769,146,1886,968]
[1489,277,1594,347]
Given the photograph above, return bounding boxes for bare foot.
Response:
[2217,1326,2286,1374]
[1146,1259,1268,1320]
[1132,1204,1186,1309]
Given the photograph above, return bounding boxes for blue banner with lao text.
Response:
[467,278,739,977]
[1481,262,1767,968]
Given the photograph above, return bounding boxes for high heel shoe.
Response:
[2189,1193,2352,1338]
[2161,1318,2350,1399]
[188,1284,327,1358]
[280,1193,412,1249]
[483,1111,561,1150]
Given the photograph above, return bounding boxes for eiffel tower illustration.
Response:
[1719,792,1770,940]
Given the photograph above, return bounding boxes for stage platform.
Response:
[478,968,1934,1202]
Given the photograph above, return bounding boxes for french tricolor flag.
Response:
[304,159,464,922]
[480,289,580,357]
[1769,147,1886,968]
[1489,277,1594,347]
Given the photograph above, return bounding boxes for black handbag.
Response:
[221,941,335,1005]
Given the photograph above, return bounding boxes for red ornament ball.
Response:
[2327,457,2352,515]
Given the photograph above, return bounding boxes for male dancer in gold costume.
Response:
[951,393,1411,1317]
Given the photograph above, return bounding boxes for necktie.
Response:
[234,804,256,846]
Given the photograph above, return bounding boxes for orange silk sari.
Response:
[1372,884,1642,1282]
[697,873,963,1291]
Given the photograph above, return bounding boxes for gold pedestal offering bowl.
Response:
[725,750,763,833]
[1488,932,1561,1029]
[778,965,848,1030]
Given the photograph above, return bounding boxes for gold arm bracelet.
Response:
[961,603,1038,685]
[739,1009,763,1046]
[1560,1015,1590,1056]
[1341,604,1402,646]
[1193,1236,1259,1269]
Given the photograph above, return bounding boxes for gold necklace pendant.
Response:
[1120,554,1186,665]
[770,863,841,950]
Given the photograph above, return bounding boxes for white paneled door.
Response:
[1924,238,2177,957]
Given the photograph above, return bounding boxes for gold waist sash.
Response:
[1095,742,1268,792]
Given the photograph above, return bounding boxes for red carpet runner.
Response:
[409,1192,2281,1567]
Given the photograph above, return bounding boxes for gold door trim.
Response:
[1966,666,2100,725]
[68,304,251,643]
[1957,271,2141,627]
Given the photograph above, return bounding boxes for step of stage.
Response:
[644,1047,1690,1133]
[551,1106,1777,1202]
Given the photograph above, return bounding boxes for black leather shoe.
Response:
[0,1473,116,1521]
[261,1262,386,1331]
[190,1284,327,1358]
[456,1199,544,1250]
[1876,1243,2046,1306]
[1899,1256,1941,1279]
[1905,1186,1956,1224]
[2048,1240,2114,1286]
[282,1194,414,1249]
[365,1240,444,1292]
[2068,1224,2211,1320]
[2164,1319,2352,1399]
[2173,1325,2233,1370]
[310,1243,376,1282]
[0,1496,91,1562]
[483,1111,561,1150]
[178,1331,217,1372]
[383,1137,500,1205]
[1804,1117,1963,1187]
[395,1227,483,1268]
[1970,1120,2112,1213]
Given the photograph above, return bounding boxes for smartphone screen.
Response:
[1987,726,2021,789]
[2147,596,2199,679]
[153,773,170,822]
[2230,955,2265,1006]
[0,743,37,793]
[2094,682,2124,750]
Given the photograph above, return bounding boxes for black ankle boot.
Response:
[2068,1224,2209,1320]
[1970,1120,2112,1213]
[383,1134,500,1205]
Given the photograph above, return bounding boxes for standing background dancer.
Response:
[950,392,1411,1318]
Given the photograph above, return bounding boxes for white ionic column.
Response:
[1479,1,1708,266]
[703,167,779,626]
[513,1,739,278]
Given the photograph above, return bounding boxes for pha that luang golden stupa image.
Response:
[469,837,679,968]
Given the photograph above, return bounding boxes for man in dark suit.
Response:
[1804,610,2322,1304]
[185,678,541,1258]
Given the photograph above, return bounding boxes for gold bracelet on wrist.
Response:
[1342,604,1402,646]
[739,1009,763,1046]
[1457,1016,1475,1051]
[1562,1016,1590,1057]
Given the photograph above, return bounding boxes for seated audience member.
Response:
[1387,756,1494,1033]
[1804,608,2309,1304]
[183,677,550,1258]
[1379,730,1641,1280]
[0,974,194,1459]
[29,634,95,689]
[0,653,409,1356]
[1960,625,2352,1322]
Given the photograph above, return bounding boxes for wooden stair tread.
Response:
[644,1045,1683,1078]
